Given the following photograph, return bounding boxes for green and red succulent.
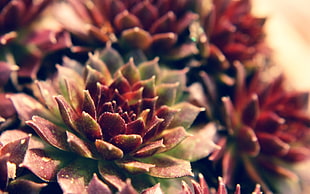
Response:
[10,45,214,192]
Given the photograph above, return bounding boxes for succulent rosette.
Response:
[54,0,200,60]
[10,45,212,192]
[193,63,310,193]
[195,0,266,63]
[188,0,267,88]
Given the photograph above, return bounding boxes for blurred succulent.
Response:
[191,62,310,193]
[194,0,266,62]
[10,45,213,192]
[188,0,267,87]
[0,0,51,45]
[54,0,201,60]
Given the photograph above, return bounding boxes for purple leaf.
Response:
[133,139,165,158]
[156,127,190,154]
[87,174,112,194]
[21,149,63,181]
[57,158,96,194]
[54,95,79,132]
[119,179,138,194]
[126,118,146,135]
[98,112,126,140]
[0,135,30,165]
[9,93,51,121]
[26,116,69,151]
[98,161,126,191]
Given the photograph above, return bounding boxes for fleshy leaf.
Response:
[120,27,152,49]
[144,154,193,178]
[66,131,95,159]
[119,58,141,85]
[75,111,102,141]
[82,90,97,119]
[237,126,260,156]
[116,160,155,174]
[242,94,259,127]
[156,127,190,154]
[110,134,143,153]
[168,102,203,129]
[87,174,112,194]
[166,123,219,161]
[57,158,96,194]
[257,133,290,157]
[133,139,165,158]
[119,179,139,194]
[10,94,53,122]
[98,161,126,191]
[114,10,142,31]
[156,106,179,133]
[98,112,126,140]
[26,116,69,151]
[138,58,160,81]
[95,139,124,160]
[155,83,178,107]
[99,42,124,75]
[0,135,30,165]
[54,95,79,132]
[21,149,64,181]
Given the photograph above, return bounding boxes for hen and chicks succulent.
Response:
[1,0,310,193]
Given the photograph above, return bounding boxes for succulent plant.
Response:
[187,0,268,88]
[54,0,201,60]
[0,0,51,45]
[10,45,213,192]
[195,0,267,63]
[192,62,310,193]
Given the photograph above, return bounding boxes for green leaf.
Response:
[166,123,219,161]
[168,102,203,129]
